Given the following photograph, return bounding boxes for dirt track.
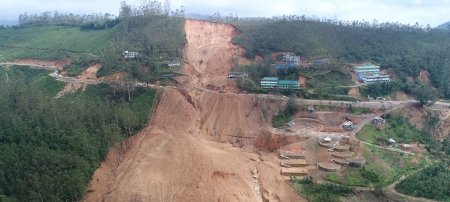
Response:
[84,19,304,202]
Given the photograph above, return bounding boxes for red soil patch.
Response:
[299,75,307,86]
[418,70,431,83]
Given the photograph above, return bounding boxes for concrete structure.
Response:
[280,168,308,176]
[277,80,300,89]
[354,64,390,83]
[260,77,279,88]
[359,74,390,83]
[331,152,353,159]
[227,72,248,79]
[318,141,334,148]
[123,50,139,59]
[334,145,350,152]
[347,158,366,168]
[354,65,381,74]
[260,77,300,89]
[318,163,341,172]
[283,55,301,65]
[333,158,349,166]
[280,151,305,159]
[372,117,386,125]
[280,159,307,167]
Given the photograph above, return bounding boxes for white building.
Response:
[123,50,139,59]
[283,55,301,65]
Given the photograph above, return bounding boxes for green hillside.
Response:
[0,26,115,60]
[233,17,450,98]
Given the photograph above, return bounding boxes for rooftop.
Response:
[261,77,279,81]
[354,65,380,69]
[277,80,299,85]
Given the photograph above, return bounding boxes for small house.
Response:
[163,60,181,67]
[282,55,301,65]
[123,50,139,59]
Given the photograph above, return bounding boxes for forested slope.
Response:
[0,67,158,201]
[233,17,450,98]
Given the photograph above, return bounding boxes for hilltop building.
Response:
[260,77,300,89]
[354,65,381,74]
[283,55,301,65]
[354,64,390,83]
[123,50,139,59]
[359,74,390,83]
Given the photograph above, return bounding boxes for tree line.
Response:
[17,0,184,30]
[18,11,120,30]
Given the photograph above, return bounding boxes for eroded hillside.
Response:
[181,19,248,91]
[84,19,303,202]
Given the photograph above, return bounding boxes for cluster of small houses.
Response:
[122,50,181,68]
[254,54,392,90]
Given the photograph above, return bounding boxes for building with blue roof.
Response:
[260,77,299,89]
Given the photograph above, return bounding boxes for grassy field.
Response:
[356,115,429,145]
[0,25,115,60]
[307,70,353,89]
[325,145,426,187]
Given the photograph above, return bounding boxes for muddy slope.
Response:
[181,19,248,89]
[84,19,304,202]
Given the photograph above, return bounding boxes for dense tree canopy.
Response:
[0,67,157,201]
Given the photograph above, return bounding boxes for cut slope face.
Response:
[182,19,247,89]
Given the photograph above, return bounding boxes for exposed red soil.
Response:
[299,75,307,86]
[84,19,304,202]
[348,87,361,97]
[182,19,248,91]
[418,70,431,84]
[56,64,101,97]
